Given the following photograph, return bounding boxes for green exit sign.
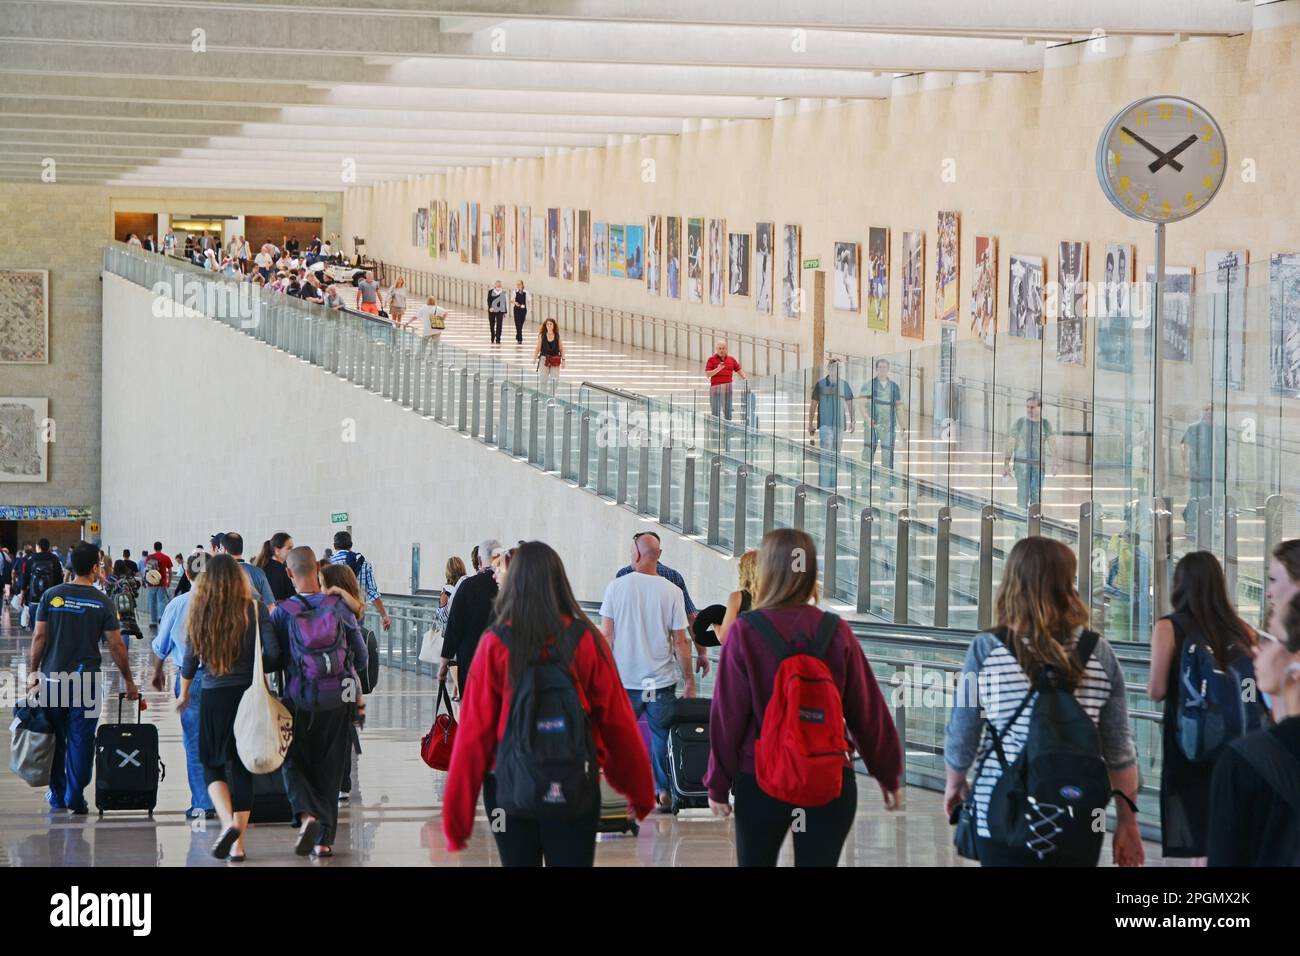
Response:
[331,512,349,524]
[803,258,820,270]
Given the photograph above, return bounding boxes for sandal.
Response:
[311,845,334,859]
[295,819,321,856]
[227,852,247,863]
[211,825,241,860]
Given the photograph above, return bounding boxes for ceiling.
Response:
[0,0,1267,191]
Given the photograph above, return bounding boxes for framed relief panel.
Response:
[0,269,49,364]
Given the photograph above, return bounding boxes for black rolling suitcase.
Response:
[95,694,164,817]
[597,776,639,837]
[666,697,711,812]
[249,772,296,825]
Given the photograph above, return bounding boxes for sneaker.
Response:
[337,791,350,804]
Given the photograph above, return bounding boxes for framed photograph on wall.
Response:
[439,200,449,258]
[561,208,575,280]
[0,269,50,364]
[1008,254,1044,340]
[728,232,750,296]
[458,202,469,261]
[546,207,559,277]
[1270,253,1300,397]
[492,205,505,269]
[666,216,682,299]
[936,210,960,323]
[781,224,801,320]
[833,241,860,312]
[687,218,704,303]
[480,215,491,263]
[1097,243,1135,372]
[1206,248,1248,389]
[532,214,545,267]
[971,235,997,349]
[0,396,48,481]
[708,218,725,306]
[625,224,645,280]
[593,222,608,276]
[1147,265,1195,362]
[429,203,438,258]
[1057,240,1087,365]
[866,227,889,332]
[577,210,591,282]
[901,231,925,339]
[609,224,626,279]
[755,222,774,313]
[646,215,662,294]
[504,205,516,270]
[517,205,530,274]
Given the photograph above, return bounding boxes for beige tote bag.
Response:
[234,603,294,774]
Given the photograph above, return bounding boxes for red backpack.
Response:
[743,610,849,807]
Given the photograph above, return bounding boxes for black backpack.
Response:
[1230,731,1300,865]
[1168,612,1268,763]
[493,620,599,821]
[28,555,58,603]
[984,629,1112,865]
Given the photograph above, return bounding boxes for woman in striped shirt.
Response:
[943,536,1144,866]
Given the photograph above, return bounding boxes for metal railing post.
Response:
[544,400,556,472]
[562,406,574,480]
[513,384,525,456]
[763,473,777,535]
[793,483,809,530]
[579,410,591,488]
[824,494,841,599]
[471,371,482,437]
[893,508,911,624]
[457,366,468,432]
[1078,500,1094,609]
[856,508,875,614]
[528,393,540,464]
[733,465,749,555]
[707,456,722,546]
[683,455,697,535]
[659,445,673,522]
[484,376,495,444]
[978,505,997,630]
[934,506,951,628]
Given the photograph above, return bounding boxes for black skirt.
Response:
[198,682,252,770]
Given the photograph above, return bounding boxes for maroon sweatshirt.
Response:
[704,605,903,803]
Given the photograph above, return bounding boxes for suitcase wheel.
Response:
[628,821,640,836]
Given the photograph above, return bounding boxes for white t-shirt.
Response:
[414,304,448,334]
[600,571,688,691]
[255,252,272,268]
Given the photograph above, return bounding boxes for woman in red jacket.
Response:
[442,541,656,864]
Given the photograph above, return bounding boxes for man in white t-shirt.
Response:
[600,532,696,811]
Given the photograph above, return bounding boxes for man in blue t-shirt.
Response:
[861,358,905,497]
[808,358,855,490]
[28,543,139,814]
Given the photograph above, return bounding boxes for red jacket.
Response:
[441,618,657,852]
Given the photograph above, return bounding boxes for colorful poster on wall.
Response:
[687,218,704,303]
[781,224,801,320]
[546,207,559,277]
[577,210,590,282]
[456,202,467,260]
[728,232,750,297]
[708,218,725,306]
[832,242,859,312]
[517,205,530,274]
[492,205,505,269]
[561,208,575,280]
[625,224,645,280]
[439,200,448,258]
[646,215,662,294]
[866,227,889,332]
[666,217,681,299]
[936,210,959,323]
[1270,253,1300,397]
[901,231,925,339]
[754,222,774,313]
[1206,248,1248,389]
[1057,240,1087,365]
[1097,243,1135,372]
[609,224,626,279]
[593,222,608,276]
[1008,254,1044,340]
[429,203,438,258]
[971,235,997,349]
[1147,265,1195,363]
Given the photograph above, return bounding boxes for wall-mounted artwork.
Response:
[1270,253,1300,398]
[429,203,438,258]
[0,396,48,481]
[546,207,559,277]
[1008,254,1044,340]
[866,227,889,332]
[1147,265,1194,362]
[971,235,997,349]
[492,205,506,269]
[755,222,774,314]
[532,215,545,266]
[1206,248,1247,389]
[517,205,530,274]
[708,218,725,306]
[609,224,626,279]
[469,203,480,265]
[1057,240,1087,365]
[666,217,681,299]
[416,207,429,250]
[449,205,461,257]
[438,200,448,258]
[505,205,516,271]
[728,232,750,297]
[781,224,800,320]
[901,231,925,339]
[412,211,419,247]
[646,215,662,295]
[0,270,49,364]
[1097,243,1135,373]
[936,210,960,323]
[577,210,590,282]
[833,241,859,312]
[480,216,491,263]
[593,222,608,276]
[561,208,575,280]
[687,218,704,303]
[625,224,645,281]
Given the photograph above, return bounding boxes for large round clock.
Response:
[1096,95,1227,224]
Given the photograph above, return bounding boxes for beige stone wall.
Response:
[0,183,342,520]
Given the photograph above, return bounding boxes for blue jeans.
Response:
[146,586,168,626]
[44,703,98,812]
[175,674,213,813]
[1013,462,1042,510]
[818,425,843,490]
[626,684,677,795]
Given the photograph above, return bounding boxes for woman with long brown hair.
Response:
[944,536,1142,867]
[251,531,295,603]
[1148,550,1263,863]
[1265,540,1300,720]
[178,553,278,861]
[533,317,564,394]
[705,528,903,866]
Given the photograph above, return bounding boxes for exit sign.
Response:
[803,258,820,270]
[331,512,349,524]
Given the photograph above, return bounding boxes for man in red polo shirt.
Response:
[705,339,747,423]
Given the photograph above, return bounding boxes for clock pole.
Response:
[1150,221,1170,618]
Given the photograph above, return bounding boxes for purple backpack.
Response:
[282,593,353,711]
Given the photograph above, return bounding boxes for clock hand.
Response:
[1120,126,1185,173]
[1149,134,1199,173]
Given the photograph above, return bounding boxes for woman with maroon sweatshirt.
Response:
[705,528,903,866]
[442,541,656,864]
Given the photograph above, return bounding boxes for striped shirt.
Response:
[329,549,379,603]
[944,629,1136,838]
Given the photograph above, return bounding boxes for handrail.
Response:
[578,381,645,403]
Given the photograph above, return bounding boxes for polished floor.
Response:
[0,604,1173,867]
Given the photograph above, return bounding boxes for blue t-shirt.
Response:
[866,377,902,431]
[812,375,854,431]
[238,560,277,606]
[34,583,120,674]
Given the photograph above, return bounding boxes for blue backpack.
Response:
[282,594,354,711]
[1169,612,1268,763]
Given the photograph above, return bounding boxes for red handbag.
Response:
[421,679,458,770]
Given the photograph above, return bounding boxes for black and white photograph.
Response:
[546,207,559,278]
[1270,253,1300,397]
[518,205,530,274]
[561,208,575,280]
[1097,243,1135,372]
[688,217,704,303]
[782,223,801,319]
[1008,254,1044,340]
[1057,240,1087,365]
[1206,248,1247,389]
[728,232,750,296]
[833,241,860,312]
[1147,265,1194,362]
[755,222,774,313]
[708,218,725,306]
[901,231,924,338]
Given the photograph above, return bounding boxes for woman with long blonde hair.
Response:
[178,553,277,862]
[943,536,1143,867]
[692,549,760,648]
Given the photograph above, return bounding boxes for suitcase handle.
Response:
[117,692,144,724]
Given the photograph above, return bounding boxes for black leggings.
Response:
[513,310,526,342]
[482,773,599,867]
[203,759,253,813]
[733,769,857,867]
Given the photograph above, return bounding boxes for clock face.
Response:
[1096,96,1227,224]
